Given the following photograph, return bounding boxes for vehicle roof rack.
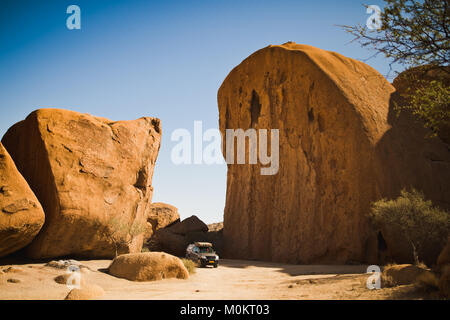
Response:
[194,242,213,247]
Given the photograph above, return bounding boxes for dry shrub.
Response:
[415,271,439,293]
[181,258,197,274]
[381,263,433,287]
[368,189,449,265]
[381,274,396,288]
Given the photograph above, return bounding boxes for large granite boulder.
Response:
[108,252,189,281]
[144,202,180,241]
[218,42,450,263]
[0,143,45,257]
[168,215,208,235]
[1,109,161,259]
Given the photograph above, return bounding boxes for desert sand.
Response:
[0,258,432,300]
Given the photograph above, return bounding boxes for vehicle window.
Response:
[199,247,212,253]
[193,246,200,253]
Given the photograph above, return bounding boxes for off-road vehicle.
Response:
[185,242,219,268]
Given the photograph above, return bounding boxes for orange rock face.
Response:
[2,109,161,259]
[144,202,180,241]
[218,43,450,263]
[0,143,45,257]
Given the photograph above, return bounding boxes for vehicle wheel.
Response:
[214,263,218,268]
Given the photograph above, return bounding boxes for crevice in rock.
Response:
[377,231,387,251]
[308,108,314,122]
[134,167,148,191]
[151,119,161,134]
[250,90,262,127]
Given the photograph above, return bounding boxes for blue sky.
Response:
[0,0,397,224]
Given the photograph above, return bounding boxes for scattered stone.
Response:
[7,278,20,283]
[54,273,86,286]
[3,266,24,273]
[45,260,89,271]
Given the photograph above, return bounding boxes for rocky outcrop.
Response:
[148,216,223,256]
[218,42,450,264]
[144,202,180,241]
[108,252,189,281]
[374,68,450,266]
[1,109,161,259]
[168,215,208,235]
[0,143,45,257]
[392,65,450,144]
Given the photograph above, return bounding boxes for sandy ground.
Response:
[0,258,435,300]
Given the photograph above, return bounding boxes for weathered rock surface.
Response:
[0,143,45,257]
[150,228,187,256]
[64,284,105,300]
[218,42,450,263]
[392,65,450,144]
[108,252,189,281]
[148,215,223,256]
[374,68,450,266]
[1,109,161,259]
[144,202,180,241]
[168,215,208,235]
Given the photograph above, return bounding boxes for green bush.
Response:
[368,189,449,265]
[181,258,197,274]
[397,78,450,143]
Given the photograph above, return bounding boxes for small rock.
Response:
[45,260,89,271]
[54,273,86,286]
[64,284,105,300]
[7,278,20,283]
[3,266,23,273]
